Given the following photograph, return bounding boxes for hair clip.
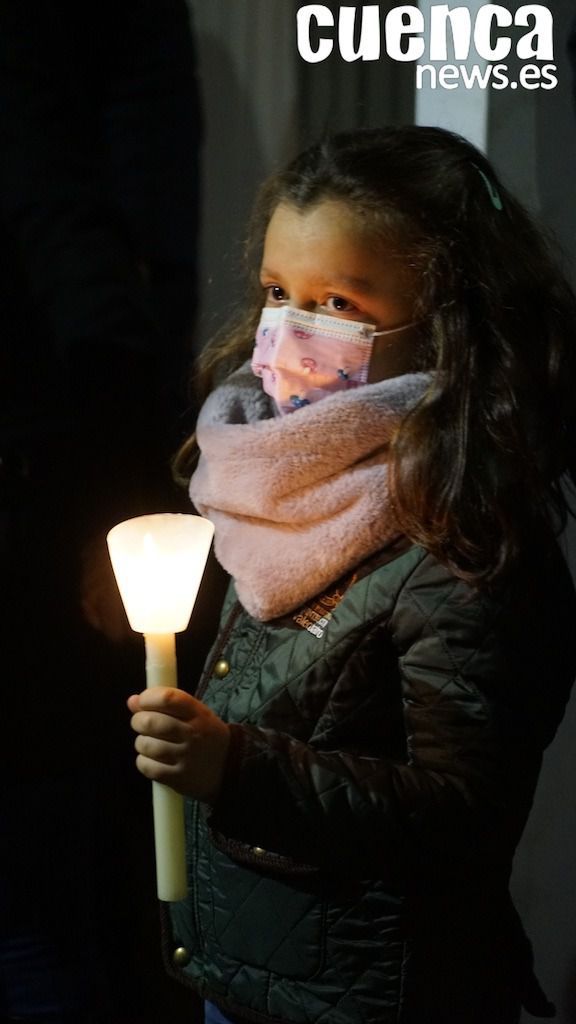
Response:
[472,164,503,212]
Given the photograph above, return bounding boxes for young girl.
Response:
[127,127,576,1024]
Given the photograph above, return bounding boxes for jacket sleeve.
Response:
[208,549,576,880]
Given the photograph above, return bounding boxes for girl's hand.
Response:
[127,689,231,804]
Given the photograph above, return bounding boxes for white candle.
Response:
[145,632,187,903]
[107,513,214,903]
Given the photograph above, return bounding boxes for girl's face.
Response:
[260,200,422,383]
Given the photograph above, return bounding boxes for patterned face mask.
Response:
[251,305,417,414]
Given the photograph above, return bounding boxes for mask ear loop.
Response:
[471,164,504,212]
[373,319,422,337]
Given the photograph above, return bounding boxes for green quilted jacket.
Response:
[163,537,576,1024]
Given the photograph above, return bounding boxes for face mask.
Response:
[251,305,417,414]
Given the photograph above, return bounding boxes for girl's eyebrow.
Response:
[259,266,281,282]
[330,274,375,293]
[260,266,375,293]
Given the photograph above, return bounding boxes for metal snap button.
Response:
[173,946,191,967]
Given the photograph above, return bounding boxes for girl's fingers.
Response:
[130,709,188,742]
[129,687,200,720]
[134,733,183,765]
[135,753,180,784]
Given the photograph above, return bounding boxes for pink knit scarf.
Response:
[190,364,431,621]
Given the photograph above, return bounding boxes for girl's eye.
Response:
[325,296,357,313]
[265,285,287,303]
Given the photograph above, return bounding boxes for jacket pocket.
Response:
[199,843,327,981]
